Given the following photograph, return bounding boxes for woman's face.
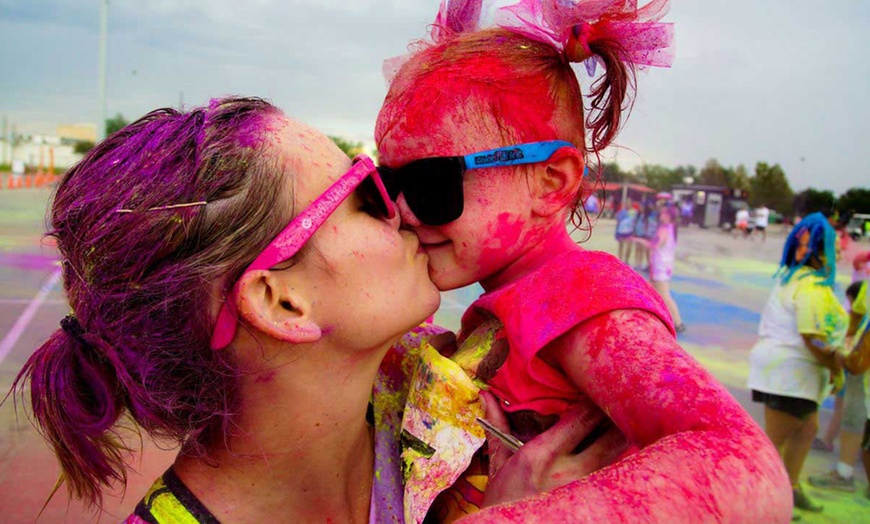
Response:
[377,110,540,291]
[277,118,440,350]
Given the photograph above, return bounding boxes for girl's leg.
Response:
[820,394,844,446]
[651,280,683,326]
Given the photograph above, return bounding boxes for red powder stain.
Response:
[479,213,524,265]
[376,47,558,150]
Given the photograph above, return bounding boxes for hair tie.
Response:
[565,22,594,63]
[60,314,93,349]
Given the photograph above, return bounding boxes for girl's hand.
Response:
[479,391,628,508]
[830,368,845,395]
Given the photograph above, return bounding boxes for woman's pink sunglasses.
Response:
[210,155,395,349]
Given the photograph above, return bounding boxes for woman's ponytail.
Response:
[15,324,125,507]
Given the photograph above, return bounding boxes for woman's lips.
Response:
[421,240,451,252]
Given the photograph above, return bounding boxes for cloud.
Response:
[1,0,868,193]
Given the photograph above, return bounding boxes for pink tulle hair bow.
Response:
[427,0,674,77]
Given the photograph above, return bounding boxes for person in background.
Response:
[835,279,870,501]
[615,200,638,263]
[748,212,847,516]
[584,191,600,215]
[735,206,751,239]
[809,281,867,492]
[632,199,654,271]
[634,205,685,334]
[680,198,693,228]
[755,204,771,242]
[853,250,870,282]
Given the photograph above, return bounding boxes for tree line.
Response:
[600,158,870,220]
[77,127,870,221]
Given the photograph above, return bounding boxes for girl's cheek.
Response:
[478,213,525,263]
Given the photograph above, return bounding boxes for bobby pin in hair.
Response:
[115,201,208,214]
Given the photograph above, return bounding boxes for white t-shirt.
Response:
[736,209,750,226]
[748,267,848,403]
[755,207,770,227]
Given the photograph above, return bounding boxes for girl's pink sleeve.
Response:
[463,309,792,523]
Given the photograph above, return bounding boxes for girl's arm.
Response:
[461,310,791,523]
[800,334,842,372]
[843,323,870,375]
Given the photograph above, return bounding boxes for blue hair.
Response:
[776,212,836,287]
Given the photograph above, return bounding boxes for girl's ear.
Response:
[530,148,585,218]
[236,270,322,344]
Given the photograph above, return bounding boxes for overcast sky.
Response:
[1,1,867,193]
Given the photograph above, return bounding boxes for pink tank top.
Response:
[459,248,674,431]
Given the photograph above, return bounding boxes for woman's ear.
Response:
[530,148,585,217]
[236,270,322,344]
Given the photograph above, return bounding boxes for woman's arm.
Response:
[461,310,791,523]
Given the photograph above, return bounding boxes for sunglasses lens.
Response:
[376,167,402,201]
[402,157,464,226]
[356,176,390,219]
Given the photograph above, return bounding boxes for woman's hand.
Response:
[479,391,628,508]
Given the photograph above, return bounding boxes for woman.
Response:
[748,212,848,516]
[14,97,443,522]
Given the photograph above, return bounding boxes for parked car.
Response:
[847,213,870,241]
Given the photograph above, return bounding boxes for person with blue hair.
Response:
[748,212,848,517]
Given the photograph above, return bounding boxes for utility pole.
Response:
[97,0,109,142]
[1,116,7,165]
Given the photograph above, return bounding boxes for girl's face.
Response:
[278,119,440,349]
[378,112,542,291]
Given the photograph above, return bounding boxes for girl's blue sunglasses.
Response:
[377,140,577,226]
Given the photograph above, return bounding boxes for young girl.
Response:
[637,204,685,332]
[376,1,790,521]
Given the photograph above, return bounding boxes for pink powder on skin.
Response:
[376,28,792,523]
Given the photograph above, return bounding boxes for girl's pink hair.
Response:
[376,28,637,230]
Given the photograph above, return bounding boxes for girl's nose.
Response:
[396,193,423,227]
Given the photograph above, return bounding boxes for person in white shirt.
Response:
[734,207,751,238]
[755,205,771,241]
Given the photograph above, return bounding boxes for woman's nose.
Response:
[396,193,422,227]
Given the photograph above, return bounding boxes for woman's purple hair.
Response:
[13,97,292,508]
